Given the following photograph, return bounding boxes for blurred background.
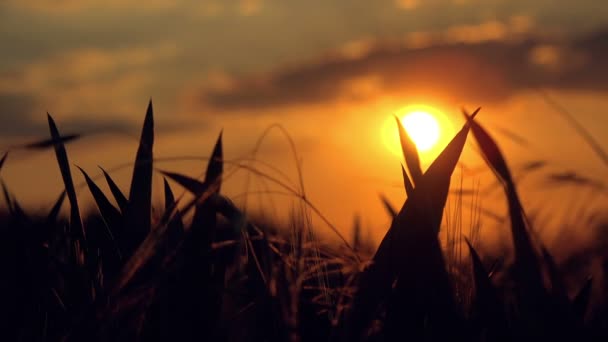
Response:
[1,0,607,254]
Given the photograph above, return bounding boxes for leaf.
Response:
[345,118,471,340]
[0,151,8,173]
[462,109,544,297]
[47,113,85,242]
[1,179,14,213]
[204,130,223,189]
[160,171,206,195]
[46,190,66,224]
[164,178,184,237]
[125,100,154,253]
[77,166,122,236]
[352,214,361,251]
[100,167,129,214]
[22,134,81,149]
[164,177,177,212]
[462,108,511,185]
[401,164,414,197]
[378,193,398,219]
[465,239,501,309]
[190,131,223,231]
[395,115,423,187]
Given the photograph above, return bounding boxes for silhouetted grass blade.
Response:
[191,131,223,231]
[163,178,176,212]
[47,113,85,243]
[0,152,8,173]
[401,164,414,196]
[77,166,122,236]
[22,134,81,150]
[125,100,154,253]
[462,108,545,319]
[205,130,223,190]
[158,132,224,340]
[378,193,398,219]
[466,238,508,341]
[163,177,184,236]
[466,239,495,300]
[1,179,14,214]
[160,170,206,195]
[395,115,422,186]
[99,167,128,214]
[345,119,470,341]
[46,190,66,224]
[352,214,361,252]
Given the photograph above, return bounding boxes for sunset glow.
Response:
[383,104,450,158]
[401,110,440,152]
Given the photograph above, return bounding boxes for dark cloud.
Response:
[0,92,138,138]
[0,93,44,136]
[199,28,608,110]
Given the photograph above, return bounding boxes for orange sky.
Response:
[1,1,608,253]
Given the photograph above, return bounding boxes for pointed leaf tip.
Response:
[205,131,224,192]
[395,115,423,187]
[99,166,128,214]
[400,164,414,196]
[125,102,155,251]
[0,152,8,173]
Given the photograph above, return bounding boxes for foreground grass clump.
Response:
[0,101,606,341]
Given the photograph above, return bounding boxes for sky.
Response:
[1,0,608,252]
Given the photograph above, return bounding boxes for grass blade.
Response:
[22,134,81,149]
[190,131,223,230]
[401,164,414,196]
[462,108,545,303]
[466,239,502,310]
[205,130,223,190]
[395,115,422,186]
[164,178,177,212]
[0,152,8,174]
[345,119,471,340]
[164,178,184,236]
[125,100,154,253]
[378,193,397,219]
[160,171,206,195]
[1,179,14,214]
[46,190,66,224]
[77,166,122,234]
[100,167,128,214]
[47,113,85,242]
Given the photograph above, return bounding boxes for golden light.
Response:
[401,111,440,152]
[382,104,452,159]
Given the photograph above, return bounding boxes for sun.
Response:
[400,110,441,152]
[381,104,450,158]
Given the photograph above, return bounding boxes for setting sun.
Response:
[401,111,441,152]
[382,104,449,158]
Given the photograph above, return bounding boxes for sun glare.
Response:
[401,111,440,152]
[382,104,450,159]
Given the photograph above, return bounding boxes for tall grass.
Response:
[0,102,606,341]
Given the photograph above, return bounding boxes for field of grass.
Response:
[1,101,607,341]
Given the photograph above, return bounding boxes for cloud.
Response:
[0,44,178,121]
[395,0,420,11]
[4,0,181,13]
[196,24,608,111]
[238,0,262,16]
[0,91,140,138]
